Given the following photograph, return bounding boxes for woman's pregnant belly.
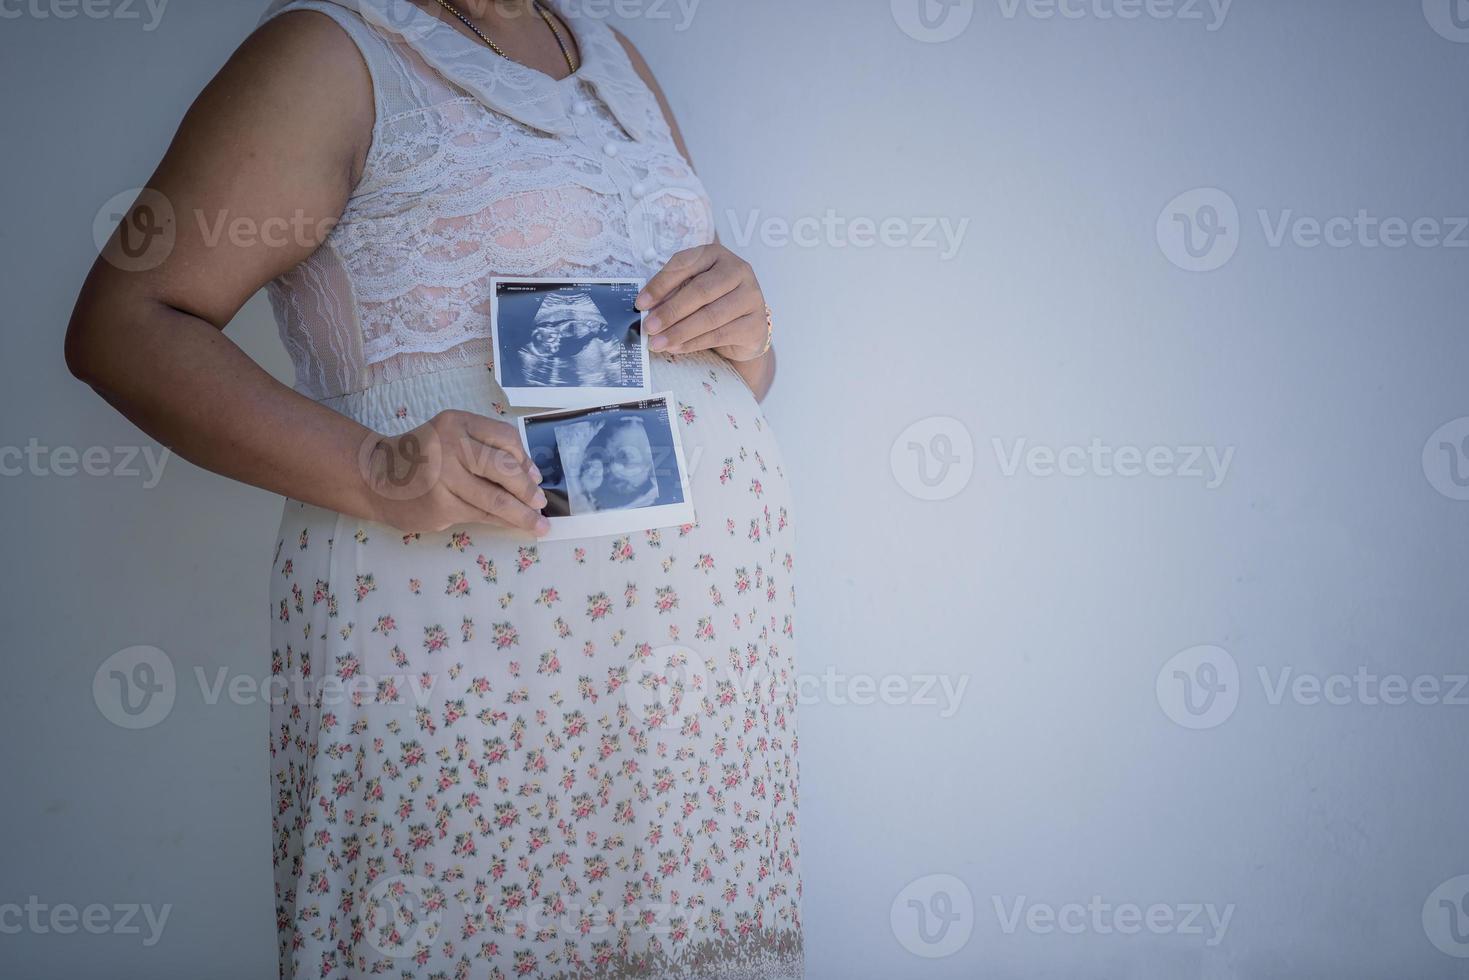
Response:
[266,350,800,970]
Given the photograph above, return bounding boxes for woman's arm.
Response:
[66,12,549,536]
[613,31,778,402]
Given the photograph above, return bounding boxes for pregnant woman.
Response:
[64,1,801,977]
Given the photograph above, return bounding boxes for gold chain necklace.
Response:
[431,0,579,76]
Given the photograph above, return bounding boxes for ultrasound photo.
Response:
[517,394,694,540]
[492,278,649,408]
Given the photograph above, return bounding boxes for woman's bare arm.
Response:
[66,12,548,535]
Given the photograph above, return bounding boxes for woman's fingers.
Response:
[637,244,720,312]
[656,283,760,353]
[455,413,539,480]
[646,263,742,338]
[447,467,549,536]
[691,311,768,358]
[462,444,546,511]
[406,409,550,536]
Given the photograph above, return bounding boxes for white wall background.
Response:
[4,1,1469,977]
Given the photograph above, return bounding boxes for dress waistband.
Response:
[318,364,509,436]
[316,354,730,436]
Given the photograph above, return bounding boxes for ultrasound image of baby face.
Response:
[516,288,627,388]
[599,421,654,495]
[528,323,565,356]
[578,418,655,510]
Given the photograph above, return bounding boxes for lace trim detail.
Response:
[258,0,662,140]
[259,0,716,402]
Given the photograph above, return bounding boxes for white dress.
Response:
[257,2,802,978]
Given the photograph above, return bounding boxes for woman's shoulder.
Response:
[608,28,673,111]
[247,5,376,81]
[205,8,376,184]
[607,28,696,167]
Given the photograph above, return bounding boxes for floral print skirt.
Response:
[267,356,802,979]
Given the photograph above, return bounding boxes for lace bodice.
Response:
[258,0,716,400]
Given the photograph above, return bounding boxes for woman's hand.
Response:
[368,410,550,536]
[638,244,770,362]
